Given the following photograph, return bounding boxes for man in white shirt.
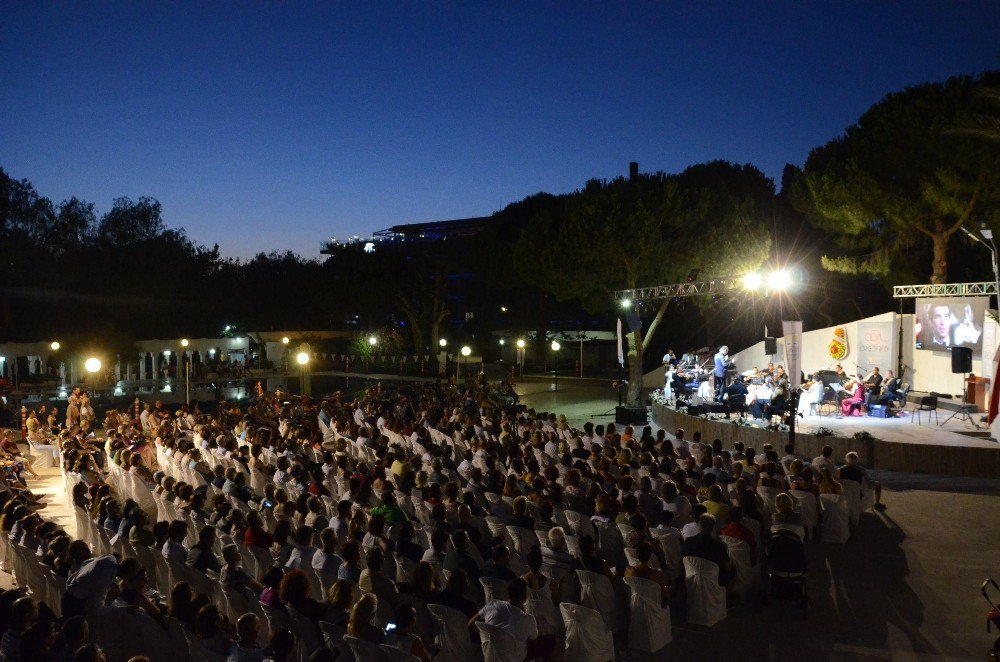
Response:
[470,578,547,662]
[811,445,836,474]
[285,526,318,570]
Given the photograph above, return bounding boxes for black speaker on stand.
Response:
[942,346,977,429]
[764,337,777,355]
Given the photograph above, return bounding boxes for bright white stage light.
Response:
[743,273,762,290]
[296,352,310,365]
[768,270,793,291]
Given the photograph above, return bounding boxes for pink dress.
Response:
[840,381,866,416]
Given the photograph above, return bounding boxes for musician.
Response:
[680,350,697,368]
[713,346,733,400]
[763,362,775,377]
[878,370,903,407]
[862,367,883,408]
[764,368,790,420]
[662,350,678,368]
[722,376,749,419]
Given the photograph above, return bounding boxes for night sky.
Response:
[2,2,997,258]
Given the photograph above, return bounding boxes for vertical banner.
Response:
[857,317,896,374]
[782,320,803,389]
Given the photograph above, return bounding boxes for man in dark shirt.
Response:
[482,545,517,582]
[722,377,750,419]
[878,371,903,406]
[681,514,734,586]
[863,367,884,408]
[187,526,222,574]
[431,568,477,618]
[443,530,481,582]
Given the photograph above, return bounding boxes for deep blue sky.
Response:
[2,3,997,258]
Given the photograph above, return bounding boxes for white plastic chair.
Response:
[841,480,863,527]
[344,634,384,661]
[575,569,626,633]
[427,603,480,662]
[525,582,563,636]
[820,493,850,544]
[475,621,521,662]
[683,556,726,627]
[559,602,615,662]
[789,490,819,538]
[720,535,758,602]
[623,575,672,652]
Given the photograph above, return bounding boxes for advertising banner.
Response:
[782,320,803,389]
[857,317,895,374]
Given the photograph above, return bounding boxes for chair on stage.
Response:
[912,395,939,425]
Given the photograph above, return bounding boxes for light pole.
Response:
[460,346,471,379]
[551,341,561,391]
[515,339,526,376]
[85,357,101,388]
[296,351,310,396]
[180,339,190,404]
[962,224,1000,310]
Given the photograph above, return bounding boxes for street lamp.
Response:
[516,339,525,349]
[180,338,189,348]
[368,336,378,347]
[767,270,793,291]
[743,273,762,291]
[499,338,505,345]
[460,345,471,379]
[296,352,310,396]
[50,341,60,351]
[439,338,447,347]
[550,341,561,391]
[85,357,101,387]
[961,224,1000,311]
[281,336,290,345]
[619,298,633,309]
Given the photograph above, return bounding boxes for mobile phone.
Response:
[385,622,396,632]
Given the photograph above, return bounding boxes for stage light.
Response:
[50,341,60,351]
[461,346,472,357]
[516,339,525,349]
[296,352,310,366]
[439,339,447,347]
[743,273,762,291]
[163,350,171,357]
[281,337,290,345]
[768,270,793,291]
[619,298,633,309]
[368,336,378,346]
[983,227,994,240]
[551,341,561,351]
[499,339,505,345]
[84,357,101,373]
[180,339,189,347]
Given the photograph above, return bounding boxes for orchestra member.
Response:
[862,367,883,408]
[722,376,749,420]
[662,350,678,368]
[878,371,903,407]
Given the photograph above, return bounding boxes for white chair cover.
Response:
[475,621,521,662]
[789,490,818,534]
[92,604,179,662]
[286,605,324,662]
[623,575,672,652]
[575,569,626,633]
[720,535,758,601]
[559,602,615,662]
[479,576,509,604]
[525,583,563,636]
[319,621,352,662]
[683,556,726,627]
[427,603,479,662]
[820,493,850,544]
[651,528,683,583]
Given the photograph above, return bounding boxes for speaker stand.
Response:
[940,372,980,430]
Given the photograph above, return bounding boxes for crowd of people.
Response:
[0,370,881,661]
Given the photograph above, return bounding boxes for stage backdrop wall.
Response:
[722,311,999,399]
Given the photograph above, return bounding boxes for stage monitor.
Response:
[914,297,987,353]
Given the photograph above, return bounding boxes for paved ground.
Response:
[516,382,1000,660]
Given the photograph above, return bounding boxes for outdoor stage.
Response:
[651,399,1000,478]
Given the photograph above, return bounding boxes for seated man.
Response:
[796,376,825,417]
[470,577,553,662]
[878,371,903,407]
[681,513,735,586]
[722,377,749,419]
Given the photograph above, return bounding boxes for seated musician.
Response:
[722,376,749,419]
[862,367,884,408]
[797,374,826,417]
[878,370,903,406]
[763,367,790,421]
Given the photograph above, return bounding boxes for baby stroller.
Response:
[984,579,1000,659]
[767,528,808,617]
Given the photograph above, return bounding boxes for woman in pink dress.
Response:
[840,376,866,417]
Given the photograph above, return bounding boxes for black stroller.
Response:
[984,579,1000,659]
[767,528,808,617]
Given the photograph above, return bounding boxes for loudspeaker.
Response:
[764,337,777,355]
[951,346,972,374]
[615,406,648,425]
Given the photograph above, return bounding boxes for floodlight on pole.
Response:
[499,338,505,345]
[85,357,101,373]
[439,338,447,347]
[742,273,762,291]
[516,339,525,349]
[281,336,290,345]
[461,346,471,357]
[50,341,60,351]
[180,338,189,347]
[368,336,378,347]
[619,298,633,309]
[296,352,310,366]
[550,341,561,351]
[767,270,793,291]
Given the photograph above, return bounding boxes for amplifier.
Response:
[616,406,648,425]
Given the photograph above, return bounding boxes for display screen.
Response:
[914,297,987,352]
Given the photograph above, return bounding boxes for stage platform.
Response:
[652,400,1000,478]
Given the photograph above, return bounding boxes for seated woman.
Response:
[797,376,826,417]
[347,593,384,645]
[624,540,671,606]
[384,603,432,662]
[840,376,866,417]
[324,580,355,627]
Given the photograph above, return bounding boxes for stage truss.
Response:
[613,277,747,303]
[892,282,997,299]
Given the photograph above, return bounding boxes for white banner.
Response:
[857,317,896,374]
[782,320,803,389]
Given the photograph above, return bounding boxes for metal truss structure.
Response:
[613,277,748,303]
[892,282,997,299]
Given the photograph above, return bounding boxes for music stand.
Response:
[940,372,980,430]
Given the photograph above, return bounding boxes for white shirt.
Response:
[477,600,538,662]
[285,544,318,570]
